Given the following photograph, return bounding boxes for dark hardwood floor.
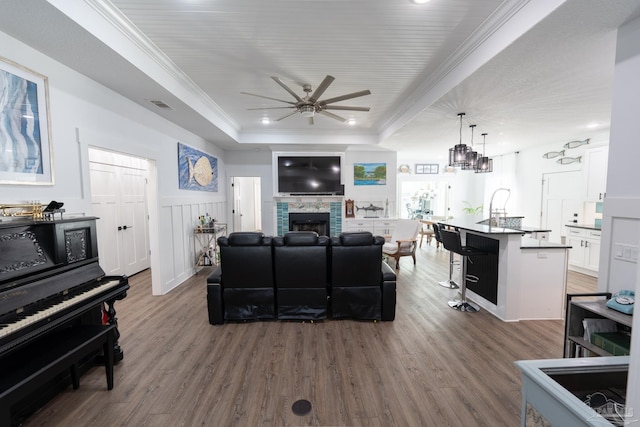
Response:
[21,242,596,426]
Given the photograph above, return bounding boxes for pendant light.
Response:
[461,124,478,171]
[475,133,493,173]
[448,113,469,167]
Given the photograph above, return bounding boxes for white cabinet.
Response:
[343,219,396,237]
[344,219,373,233]
[583,146,608,201]
[373,220,396,237]
[566,226,601,276]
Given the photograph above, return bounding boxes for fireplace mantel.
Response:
[274,195,343,202]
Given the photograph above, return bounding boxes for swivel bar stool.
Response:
[439,228,488,312]
[432,223,459,289]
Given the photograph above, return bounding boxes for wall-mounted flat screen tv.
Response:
[277,156,343,195]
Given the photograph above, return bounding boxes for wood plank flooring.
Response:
[21,243,596,426]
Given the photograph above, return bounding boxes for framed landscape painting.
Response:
[354,162,386,186]
[177,142,218,192]
[0,56,54,185]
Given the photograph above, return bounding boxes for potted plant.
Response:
[462,201,483,216]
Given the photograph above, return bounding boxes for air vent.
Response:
[148,99,174,110]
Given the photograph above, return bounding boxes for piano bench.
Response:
[0,325,116,426]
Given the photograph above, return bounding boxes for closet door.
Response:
[90,161,150,276]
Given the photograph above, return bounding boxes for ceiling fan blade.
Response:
[271,77,304,102]
[240,92,296,105]
[275,111,299,122]
[308,116,314,125]
[319,110,347,123]
[308,75,335,104]
[323,105,370,111]
[320,90,371,105]
[247,106,295,110]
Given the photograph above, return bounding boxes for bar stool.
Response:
[439,228,488,312]
[432,223,459,289]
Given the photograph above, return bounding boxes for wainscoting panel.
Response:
[159,199,227,295]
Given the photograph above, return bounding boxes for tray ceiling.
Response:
[2,0,640,156]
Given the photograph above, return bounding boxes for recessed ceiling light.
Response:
[346,118,357,126]
[411,0,430,3]
[586,122,601,129]
[261,118,271,125]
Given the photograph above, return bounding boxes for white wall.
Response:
[398,132,611,230]
[344,150,398,217]
[398,145,584,227]
[0,30,227,295]
[599,15,640,417]
[224,149,275,235]
[514,138,609,227]
[396,153,489,219]
[225,149,398,234]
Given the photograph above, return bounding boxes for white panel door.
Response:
[542,171,583,243]
[120,167,150,275]
[90,163,122,275]
[231,177,262,232]
[90,161,150,277]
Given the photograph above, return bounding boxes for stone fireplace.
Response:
[276,199,342,236]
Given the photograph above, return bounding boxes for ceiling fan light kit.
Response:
[300,105,315,117]
[242,75,371,125]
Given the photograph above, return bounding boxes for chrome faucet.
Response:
[489,188,511,226]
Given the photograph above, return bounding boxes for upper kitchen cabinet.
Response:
[583,146,609,201]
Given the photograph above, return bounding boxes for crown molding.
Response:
[82,0,240,131]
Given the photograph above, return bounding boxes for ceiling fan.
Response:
[241,75,371,125]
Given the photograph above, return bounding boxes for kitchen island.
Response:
[439,219,571,321]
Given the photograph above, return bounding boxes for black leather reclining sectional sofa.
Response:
[206,231,396,324]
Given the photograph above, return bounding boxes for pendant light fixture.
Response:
[448,113,469,167]
[461,124,478,171]
[475,133,493,173]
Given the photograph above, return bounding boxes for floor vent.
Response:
[291,399,312,416]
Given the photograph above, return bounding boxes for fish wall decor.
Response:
[542,150,565,159]
[177,142,218,192]
[563,138,590,149]
[556,156,582,165]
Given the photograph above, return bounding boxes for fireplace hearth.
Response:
[289,212,330,236]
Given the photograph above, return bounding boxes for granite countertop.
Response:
[439,218,554,236]
[566,223,601,231]
[520,237,572,249]
[438,218,527,235]
[518,226,552,233]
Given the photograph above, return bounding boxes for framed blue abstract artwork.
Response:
[177,142,218,192]
[0,56,53,185]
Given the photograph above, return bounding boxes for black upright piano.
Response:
[0,217,129,425]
